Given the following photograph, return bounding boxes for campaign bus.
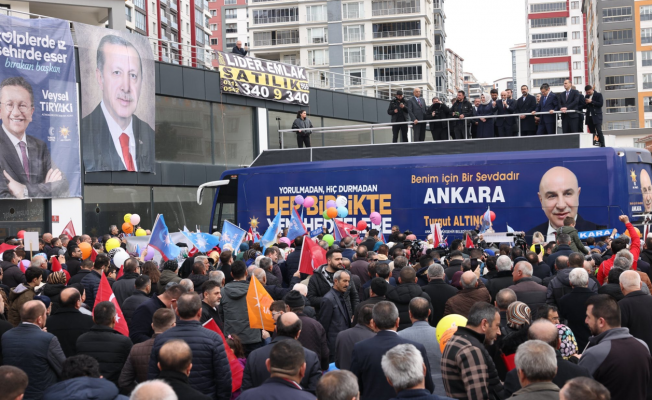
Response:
[203,146,652,242]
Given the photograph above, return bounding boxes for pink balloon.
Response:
[303,196,315,208]
[370,212,382,225]
[279,237,291,245]
[130,214,141,226]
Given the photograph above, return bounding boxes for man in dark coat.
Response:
[231,40,248,56]
[495,91,515,137]
[319,270,353,361]
[335,303,376,370]
[584,85,604,147]
[155,340,212,400]
[486,255,514,302]
[558,79,580,133]
[350,301,434,400]
[76,301,133,386]
[129,283,186,344]
[408,87,428,142]
[426,97,450,141]
[242,312,322,393]
[385,265,433,330]
[513,85,537,136]
[450,90,474,140]
[149,293,232,400]
[81,254,109,308]
[350,246,370,285]
[421,264,458,326]
[533,83,560,135]
[284,290,329,370]
[1,249,26,289]
[111,258,141,307]
[65,245,83,277]
[558,268,597,352]
[508,261,547,312]
[68,259,93,286]
[308,249,359,315]
[546,235,575,276]
[361,230,380,254]
[284,236,303,284]
[353,277,388,326]
[388,90,410,143]
[121,275,151,325]
[200,280,224,331]
[619,270,652,351]
[46,287,94,357]
[188,261,209,293]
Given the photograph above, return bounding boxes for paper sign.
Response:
[23,232,40,252]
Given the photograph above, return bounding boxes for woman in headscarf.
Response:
[475,93,497,139]
[43,271,67,313]
[501,301,532,356]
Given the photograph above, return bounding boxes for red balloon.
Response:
[490,211,496,222]
[357,220,367,231]
[17,230,26,239]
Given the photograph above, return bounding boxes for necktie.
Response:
[18,141,29,182]
[503,102,506,109]
[119,133,136,172]
[417,98,420,106]
[566,91,569,99]
[543,96,547,105]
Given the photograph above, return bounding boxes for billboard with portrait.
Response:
[0,15,80,199]
[74,23,156,173]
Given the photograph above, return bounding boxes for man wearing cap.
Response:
[387,90,409,143]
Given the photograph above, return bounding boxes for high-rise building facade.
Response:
[208,0,249,60]
[510,43,529,93]
[526,0,586,94]
[446,48,464,102]
[463,72,482,99]
[247,0,446,99]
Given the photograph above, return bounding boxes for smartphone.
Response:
[534,244,542,254]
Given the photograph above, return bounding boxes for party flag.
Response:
[465,233,474,249]
[507,224,515,233]
[60,220,76,240]
[94,273,129,336]
[246,275,275,330]
[203,318,243,391]
[287,207,307,241]
[261,210,282,251]
[480,206,492,233]
[298,238,327,275]
[218,221,247,252]
[90,247,98,262]
[51,255,62,272]
[431,223,443,248]
[148,214,180,261]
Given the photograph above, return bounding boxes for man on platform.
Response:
[450,91,473,140]
[495,91,515,137]
[532,83,559,135]
[584,85,604,147]
[559,79,580,133]
[513,85,537,136]
[407,88,427,142]
[388,90,409,143]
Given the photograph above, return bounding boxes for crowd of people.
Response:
[0,215,649,400]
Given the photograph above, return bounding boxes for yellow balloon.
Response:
[124,213,132,223]
[105,238,121,252]
[436,314,467,343]
[135,228,146,237]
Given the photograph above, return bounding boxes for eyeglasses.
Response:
[1,103,32,112]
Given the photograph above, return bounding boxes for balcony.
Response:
[345,54,365,64]
[253,37,299,47]
[372,29,421,39]
[375,74,423,82]
[253,15,299,24]
[171,20,178,30]
[372,6,420,17]
[170,1,177,12]
[343,32,365,42]
[308,58,329,67]
[161,14,168,25]
[160,0,168,6]
[226,28,238,33]
[374,51,421,61]
[306,35,328,44]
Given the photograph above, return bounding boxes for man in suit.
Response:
[471,98,481,138]
[532,83,559,135]
[584,85,604,147]
[387,90,409,143]
[0,77,69,198]
[495,91,515,137]
[335,303,376,370]
[319,270,353,362]
[450,91,474,140]
[232,40,249,57]
[526,166,597,238]
[513,85,537,136]
[407,88,427,142]
[559,79,580,133]
[350,301,435,400]
[80,34,155,173]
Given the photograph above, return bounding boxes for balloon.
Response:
[323,210,331,220]
[105,238,121,252]
[326,200,337,209]
[122,222,134,234]
[130,214,141,226]
[357,220,367,231]
[79,242,92,259]
[124,213,132,223]
[303,196,315,208]
[327,207,338,219]
[436,314,467,343]
[336,196,347,207]
[490,211,496,222]
[294,195,305,205]
[323,234,334,247]
[135,228,146,237]
[279,237,291,245]
[112,249,130,269]
[17,230,25,239]
[625,227,642,238]
[337,206,348,218]
[439,326,458,353]
[144,246,155,261]
[370,212,382,225]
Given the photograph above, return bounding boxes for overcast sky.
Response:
[444,0,527,84]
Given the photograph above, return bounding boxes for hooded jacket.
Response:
[158,269,181,294]
[220,280,261,344]
[546,268,598,306]
[385,283,433,330]
[0,260,26,289]
[307,265,359,315]
[7,283,35,326]
[552,226,588,254]
[43,377,128,400]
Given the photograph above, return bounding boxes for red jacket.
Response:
[597,223,640,285]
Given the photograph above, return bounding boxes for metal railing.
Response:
[253,15,299,24]
[306,35,328,44]
[253,37,300,46]
[276,111,584,149]
[372,6,421,16]
[374,52,421,61]
[373,29,421,38]
[170,1,177,11]
[343,32,365,42]
[344,54,366,63]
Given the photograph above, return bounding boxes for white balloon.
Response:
[336,196,347,207]
[113,249,130,269]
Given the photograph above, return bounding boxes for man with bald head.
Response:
[242,311,322,392]
[619,270,652,351]
[46,287,94,357]
[640,169,652,213]
[2,300,66,399]
[503,319,591,397]
[495,90,515,137]
[443,270,491,318]
[407,88,427,141]
[156,339,211,400]
[508,261,547,311]
[527,166,597,239]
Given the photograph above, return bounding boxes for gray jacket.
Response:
[220,280,261,345]
[398,321,444,390]
[335,324,375,370]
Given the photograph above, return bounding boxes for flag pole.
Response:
[253,277,265,331]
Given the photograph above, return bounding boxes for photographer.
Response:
[387,90,409,143]
[427,97,450,141]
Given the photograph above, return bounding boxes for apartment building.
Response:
[463,72,482,99]
[510,43,529,93]
[208,0,249,60]
[446,48,464,102]
[247,0,447,99]
[526,0,586,94]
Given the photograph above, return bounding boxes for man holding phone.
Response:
[427,96,450,141]
[232,40,249,57]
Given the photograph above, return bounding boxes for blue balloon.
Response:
[337,206,348,218]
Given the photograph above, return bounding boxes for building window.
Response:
[135,11,146,31]
[252,8,298,24]
[573,61,582,70]
[529,2,566,13]
[306,5,327,22]
[253,30,299,46]
[642,6,652,21]
[283,54,298,65]
[225,9,237,19]
[647,120,652,128]
[210,23,217,31]
[210,9,216,16]
[532,77,569,87]
[308,49,329,66]
[603,29,633,45]
[374,65,423,82]
[226,23,237,33]
[607,121,638,130]
[531,47,567,57]
[532,62,569,72]
[225,0,236,4]
[307,27,328,43]
[186,22,190,33]
[125,6,132,22]
[644,51,652,66]
[374,44,421,61]
[186,4,189,15]
[573,76,582,85]
[603,7,632,23]
[344,46,365,63]
[606,98,636,113]
[573,46,581,54]
[371,0,420,16]
[605,75,635,90]
[343,2,364,19]
[343,24,365,42]
[571,1,579,9]
[643,28,652,45]
[372,21,421,38]
[571,16,580,24]
[530,18,567,28]
[644,74,652,89]
[531,32,567,43]
[604,53,634,68]
[210,38,218,45]
[134,0,145,9]
[226,38,237,47]
[195,27,205,44]
[572,31,581,40]
[345,69,366,85]
[646,97,652,112]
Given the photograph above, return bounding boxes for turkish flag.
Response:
[90,247,97,262]
[465,234,474,249]
[203,318,244,392]
[93,273,129,336]
[50,256,70,283]
[298,238,327,275]
[61,220,76,240]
